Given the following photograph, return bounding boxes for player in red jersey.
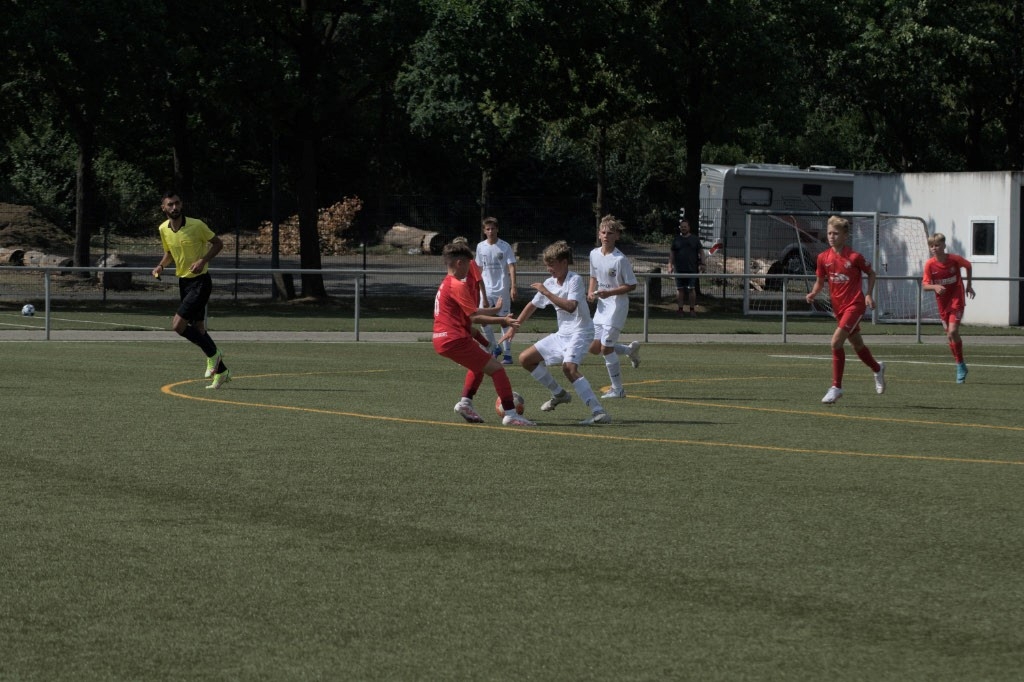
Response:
[922,232,975,383]
[805,216,886,404]
[434,241,535,426]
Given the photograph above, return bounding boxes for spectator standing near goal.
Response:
[507,240,610,425]
[475,217,518,365]
[805,215,886,404]
[151,192,231,389]
[922,232,975,383]
[586,215,642,398]
[434,241,534,426]
[668,217,704,316]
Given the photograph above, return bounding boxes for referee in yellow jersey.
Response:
[151,192,231,389]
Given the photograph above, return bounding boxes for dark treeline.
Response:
[2,0,1022,283]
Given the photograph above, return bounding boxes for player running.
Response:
[805,215,886,404]
[922,232,975,383]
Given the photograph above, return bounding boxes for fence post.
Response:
[354,277,360,341]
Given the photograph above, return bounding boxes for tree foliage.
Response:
[1,0,1021,254]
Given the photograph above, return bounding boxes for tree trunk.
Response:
[479,166,489,227]
[296,0,327,299]
[593,124,606,233]
[73,127,95,275]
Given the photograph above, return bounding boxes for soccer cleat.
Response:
[601,388,626,399]
[205,350,223,378]
[821,386,843,404]
[956,362,968,384]
[502,413,536,427]
[540,390,572,412]
[454,400,484,423]
[492,346,502,359]
[502,354,514,365]
[873,361,886,394]
[579,411,611,425]
[626,341,641,369]
[206,369,232,390]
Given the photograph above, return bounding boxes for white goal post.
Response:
[741,211,938,322]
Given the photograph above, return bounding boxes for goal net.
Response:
[742,212,937,322]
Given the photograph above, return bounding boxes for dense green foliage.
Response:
[1,0,1022,250]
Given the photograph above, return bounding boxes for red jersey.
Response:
[816,246,871,314]
[433,273,478,341]
[466,260,484,306]
[923,254,971,309]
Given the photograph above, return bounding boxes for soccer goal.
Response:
[742,211,937,322]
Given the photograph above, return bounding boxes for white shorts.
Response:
[534,331,593,367]
[486,289,511,316]
[592,322,621,347]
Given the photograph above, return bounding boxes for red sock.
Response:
[856,346,880,373]
[832,348,845,388]
[463,370,485,399]
[492,370,515,410]
[951,341,964,363]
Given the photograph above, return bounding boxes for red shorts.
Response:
[834,303,866,335]
[434,335,490,373]
[937,299,965,327]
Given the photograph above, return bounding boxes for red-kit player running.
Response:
[922,232,975,383]
[434,241,535,426]
[805,215,887,404]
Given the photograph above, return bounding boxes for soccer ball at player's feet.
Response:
[495,391,525,417]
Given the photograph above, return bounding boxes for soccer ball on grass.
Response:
[21,304,35,316]
[495,391,525,417]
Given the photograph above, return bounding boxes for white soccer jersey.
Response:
[475,239,517,296]
[530,270,593,337]
[589,247,637,329]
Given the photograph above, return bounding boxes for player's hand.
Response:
[935,285,945,296]
[530,282,549,297]
[966,286,976,299]
[865,294,876,310]
[188,259,205,274]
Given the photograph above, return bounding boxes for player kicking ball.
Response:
[433,241,535,426]
[505,240,610,425]
[805,216,886,404]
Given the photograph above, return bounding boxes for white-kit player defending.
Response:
[586,214,641,398]
[506,240,610,425]
[475,216,518,364]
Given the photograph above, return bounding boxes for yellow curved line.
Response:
[162,374,1024,467]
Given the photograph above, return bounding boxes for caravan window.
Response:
[739,187,772,206]
[831,196,853,211]
[802,184,822,196]
[971,218,997,262]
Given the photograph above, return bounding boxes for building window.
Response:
[831,196,853,212]
[971,218,997,262]
[739,187,772,206]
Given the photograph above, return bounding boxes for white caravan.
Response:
[698,163,856,272]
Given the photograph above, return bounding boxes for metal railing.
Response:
[3,265,1018,342]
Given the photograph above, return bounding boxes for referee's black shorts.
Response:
[177,273,213,322]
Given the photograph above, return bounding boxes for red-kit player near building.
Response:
[434,240,535,426]
[922,232,975,383]
[805,215,887,404]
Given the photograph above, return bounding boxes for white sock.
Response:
[604,354,623,391]
[531,365,563,394]
[572,376,602,412]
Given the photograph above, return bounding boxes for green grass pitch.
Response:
[3,340,1024,680]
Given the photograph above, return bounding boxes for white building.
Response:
[856,172,1024,326]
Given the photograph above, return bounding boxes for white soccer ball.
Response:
[21,304,35,317]
[495,391,525,417]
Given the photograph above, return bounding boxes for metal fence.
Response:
[4,264,1018,342]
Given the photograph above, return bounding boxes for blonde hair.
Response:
[443,241,473,263]
[542,240,573,265]
[599,214,624,233]
[827,215,851,234]
[927,232,947,247]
